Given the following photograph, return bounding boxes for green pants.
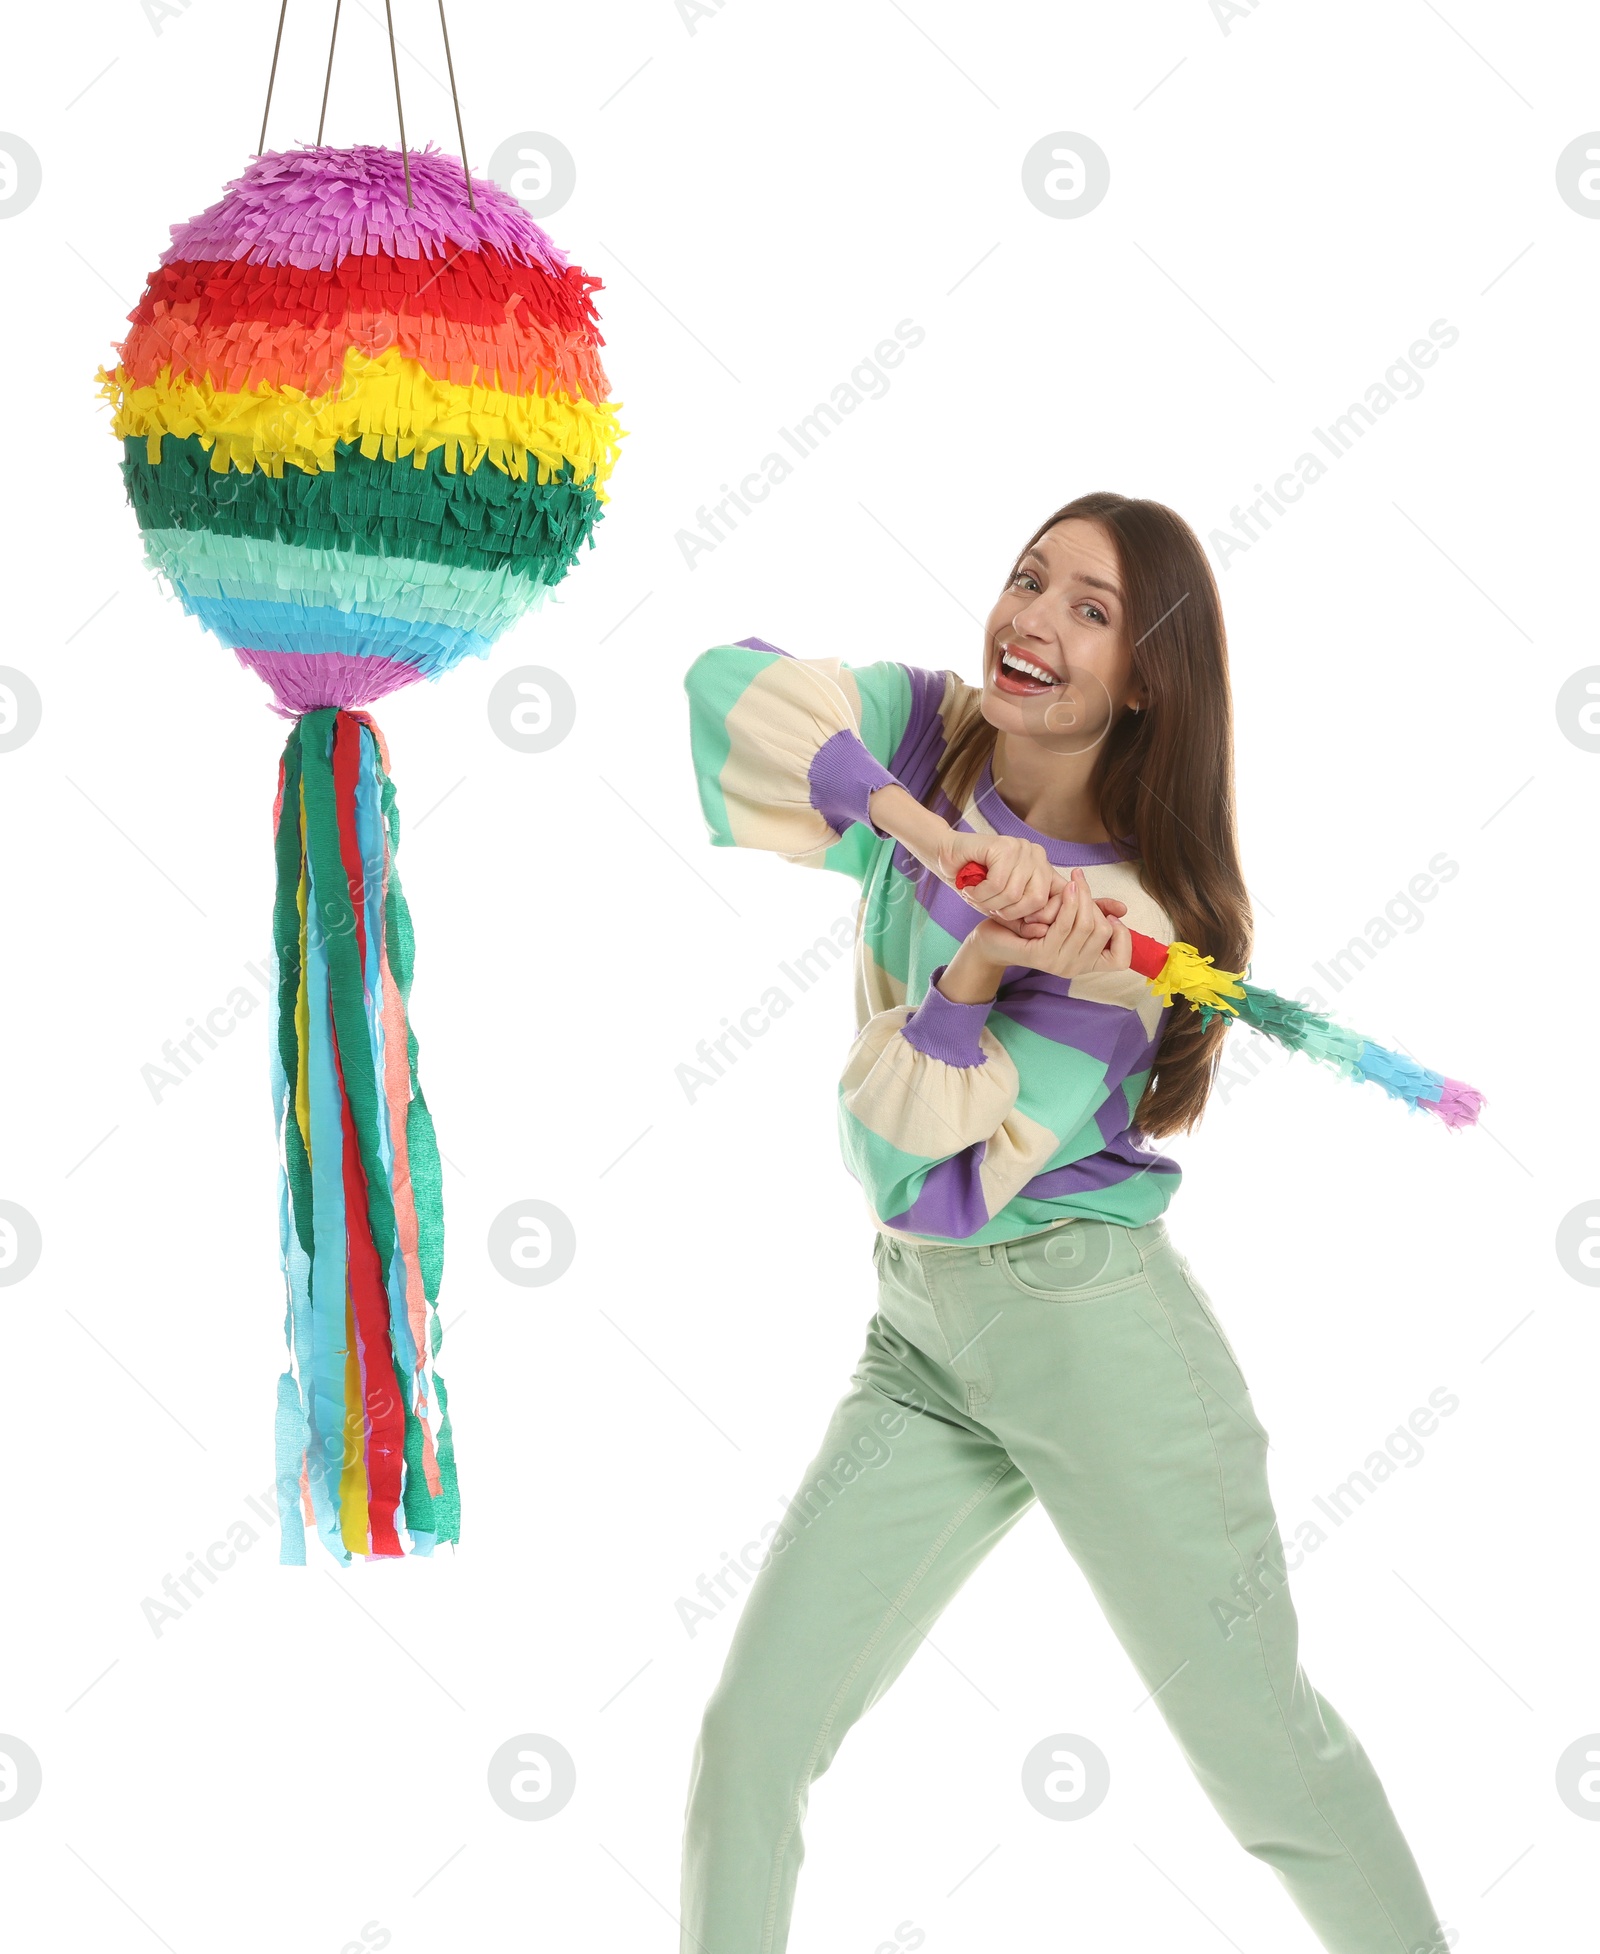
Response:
[680,1217,1445,1953]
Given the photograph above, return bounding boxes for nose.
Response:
[1006,599,1052,642]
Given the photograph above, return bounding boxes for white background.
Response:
[1,2,1595,1949]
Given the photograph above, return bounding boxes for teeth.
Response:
[1000,648,1058,685]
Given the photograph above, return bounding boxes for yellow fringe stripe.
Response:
[339,1290,370,1556]
[100,344,625,489]
[1148,941,1248,1015]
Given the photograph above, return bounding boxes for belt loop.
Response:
[977,1243,994,1265]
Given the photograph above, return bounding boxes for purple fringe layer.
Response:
[163,145,569,275]
[236,647,424,716]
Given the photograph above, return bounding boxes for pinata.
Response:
[955,862,1482,1127]
[99,142,623,1563]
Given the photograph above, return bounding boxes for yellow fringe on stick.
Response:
[1147,942,1248,1015]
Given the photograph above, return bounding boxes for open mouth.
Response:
[993,642,1064,696]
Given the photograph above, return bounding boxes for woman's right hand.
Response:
[865,783,1056,936]
[932,830,1059,933]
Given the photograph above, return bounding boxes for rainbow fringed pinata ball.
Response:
[99,145,623,1564]
[104,145,618,711]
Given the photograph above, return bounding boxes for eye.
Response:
[1009,569,1041,592]
[1080,603,1109,625]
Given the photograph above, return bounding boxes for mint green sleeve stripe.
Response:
[683,645,917,884]
[988,1014,1114,1135]
[835,1010,1120,1226]
[837,1103,948,1224]
[840,659,914,769]
[684,644,753,850]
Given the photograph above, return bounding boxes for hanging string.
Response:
[436,0,475,211]
[383,0,414,205]
[257,0,290,156]
[316,0,343,146]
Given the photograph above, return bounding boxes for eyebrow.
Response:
[1020,548,1122,601]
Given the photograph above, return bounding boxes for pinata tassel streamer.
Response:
[271,708,459,1564]
[1226,981,1485,1128]
[1123,931,1484,1130]
[953,869,1483,1123]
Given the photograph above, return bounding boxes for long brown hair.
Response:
[931,492,1252,1138]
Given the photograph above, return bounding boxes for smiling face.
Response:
[980,517,1143,753]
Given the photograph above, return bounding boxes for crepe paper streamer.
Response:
[273,709,458,1563]
[952,861,1484,1129]
[101,145,622,1562]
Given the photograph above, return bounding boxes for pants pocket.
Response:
[1141,1240,1265,1444]
[1175,1256,1247,1380]
[1164,1257,1271,1444]
[995,1223,1148,1300]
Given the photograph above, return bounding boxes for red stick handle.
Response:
[953,860,1168,979]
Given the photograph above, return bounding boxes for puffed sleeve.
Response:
[838,968,1158,1240]
[685,638,925,878]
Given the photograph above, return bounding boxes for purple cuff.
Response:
[808,729,900,837]
[900,966,992,1068]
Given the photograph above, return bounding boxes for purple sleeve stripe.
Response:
[914,863,1030,955]
[1020,1135,1181,1199]
[808,728,900,837]
[992,975,1141,1069]
[890,877,1163,1075]
[899,966,991,1068]
[1094,1088,1131,1145]
[731,646,949,829]
[885,664,955,806]
[884,1146,993,1240]
[888,1130,1181,1241]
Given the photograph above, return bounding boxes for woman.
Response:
[678,492,1446,1954]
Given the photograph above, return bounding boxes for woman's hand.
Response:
[866,784,1058,936]
[987,867,1133,979]
[942,868,1133,996]
[1011,874,1128,935]
[932,830,1061,933]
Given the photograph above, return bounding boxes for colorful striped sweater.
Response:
[685,638,1182,1244]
